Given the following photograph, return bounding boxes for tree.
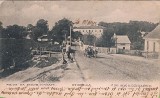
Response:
[0,21,4,38]
[72,31,83,40]
[82,33,96,46]
[0,21,2,30]
[50,18,73,44]
[98,21,158,49]
[26,19,49,41]
[36,19,49,35]
[27,24,34,32]
[4,24,26,39]
[31,27,42,41]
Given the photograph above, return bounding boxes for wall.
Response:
[144,39,160,52]
[117,43,130,50]
[73,28,103,38]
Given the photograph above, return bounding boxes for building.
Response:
[73,26,105,38]
[115,35,131,50]
[38,35,48,42]
[143,25,160,58]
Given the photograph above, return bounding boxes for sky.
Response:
[0,1,160,29]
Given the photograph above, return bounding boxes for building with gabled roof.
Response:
[143,24,160,58]
[114,34,131,50]
[144,25,160,52]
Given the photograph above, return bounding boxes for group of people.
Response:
[84,45,98,58]
[62,42,74,64]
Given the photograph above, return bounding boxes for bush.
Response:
[0,38,37,70]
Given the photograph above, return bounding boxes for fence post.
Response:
[49,52,51,57]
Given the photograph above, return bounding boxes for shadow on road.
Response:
[22,64,68,82]
[95,56,105,59]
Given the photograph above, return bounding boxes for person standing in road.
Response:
[62,41,67,64]
[66,43,71,60]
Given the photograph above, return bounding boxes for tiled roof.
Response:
[144,25,160,39]
[116,35,131,44]
[73,26,105,29]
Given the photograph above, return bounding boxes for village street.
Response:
[61,50,160,82]
[1,49,160,83]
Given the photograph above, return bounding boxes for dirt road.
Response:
[72,51,160,82]
[0,50,159,82]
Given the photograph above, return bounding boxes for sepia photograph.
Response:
[0,0,160,98]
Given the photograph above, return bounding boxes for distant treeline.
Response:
[98,21,159,49]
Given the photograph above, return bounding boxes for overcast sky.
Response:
[0,1,160,29]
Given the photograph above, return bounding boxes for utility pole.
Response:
[113,33,117,54]
[70,26,72,45]
[116,35,117,54]
[65,33,67,43]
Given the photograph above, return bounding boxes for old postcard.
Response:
[0,0,160,98]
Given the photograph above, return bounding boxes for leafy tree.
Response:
[50,18,73,44]
[0,39,33,70]
[25,24,34,39]
[98,21,158,49]
[0,21,4,38]
[27,24,34,32]
[72,31,83,40]
[0,22,8,38]
[82,33,96,46]
[3,24,26,39]
[26,19,49,41]
[94,28,114,47]
[31,27,42,41]
[0,21,2,30]
[36,19,49,35]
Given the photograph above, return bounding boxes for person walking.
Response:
[66,43,71,60]
[62,41,67,64]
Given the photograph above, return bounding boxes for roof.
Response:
[38,35,48,39]
[144,25,160,39]
[38,35,48,42]
[116,35,131,44]
[73,26,105,29]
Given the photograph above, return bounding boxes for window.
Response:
[99,30,101,32]
[153,42,155,52]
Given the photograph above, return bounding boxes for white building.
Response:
[116,35,131,50]
[73,26,105,38]
[143,25,160,58]
[38,35,48,42]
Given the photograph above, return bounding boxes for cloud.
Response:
[0,1,160,28]
[22,4,47,18]
[93,1,160,23]
[0,1,3,5]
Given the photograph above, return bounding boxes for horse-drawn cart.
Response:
[84,46,98,58]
